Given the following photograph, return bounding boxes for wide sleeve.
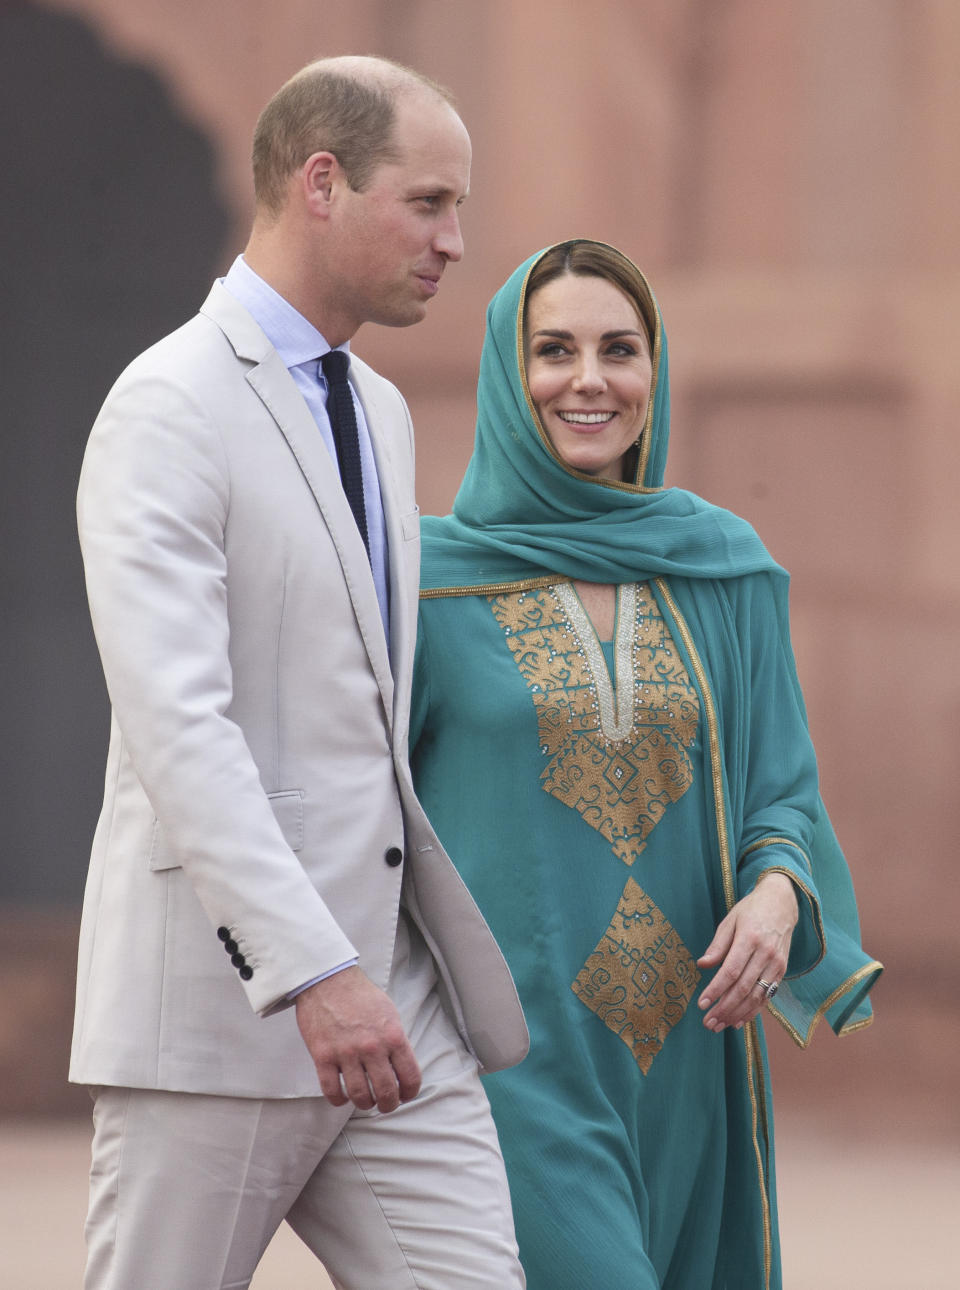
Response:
[734,573,826,979]
[734,573,882,1043]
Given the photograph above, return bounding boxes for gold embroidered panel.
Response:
[489,582,702,1075]
[489,583,699,866]
[572,877,701,1074]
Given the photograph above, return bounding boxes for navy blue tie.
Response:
[320,349,370,559]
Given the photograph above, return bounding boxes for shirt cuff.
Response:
[286,958,359,1001]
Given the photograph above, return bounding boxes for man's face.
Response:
[323,93,472,340]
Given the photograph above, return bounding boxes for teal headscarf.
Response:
[420,241,782,590]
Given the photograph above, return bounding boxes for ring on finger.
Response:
[756,977,779,1001]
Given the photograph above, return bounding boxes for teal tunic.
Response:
[413,580,801,1288]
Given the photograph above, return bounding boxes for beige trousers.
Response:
[83,917,524,1290]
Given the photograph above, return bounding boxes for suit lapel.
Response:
[201,285,395,725]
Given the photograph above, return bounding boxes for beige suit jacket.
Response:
[69,283,527,1098]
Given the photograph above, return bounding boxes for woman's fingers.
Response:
[696,875,797,1030]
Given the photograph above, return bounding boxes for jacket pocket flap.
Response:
[147,790,304,871]
[268,789,304,852]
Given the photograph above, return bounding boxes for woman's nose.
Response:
[572,356,605,392]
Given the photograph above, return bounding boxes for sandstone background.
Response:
[1,2,956,1283]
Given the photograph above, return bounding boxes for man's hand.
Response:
[696,872,799,1031]
[295,967,422,1113]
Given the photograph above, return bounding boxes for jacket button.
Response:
[384,846,403,867]
[231,952,246,969]
[217,927,230,941]
[239,964,254,981]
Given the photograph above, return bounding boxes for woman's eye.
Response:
[535,343,568,358]
[606,342,638,358]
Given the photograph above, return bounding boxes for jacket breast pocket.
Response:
[147,789,304,871]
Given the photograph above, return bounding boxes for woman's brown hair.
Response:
[523,240,657,351]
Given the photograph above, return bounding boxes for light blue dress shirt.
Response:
[221,255,391,636]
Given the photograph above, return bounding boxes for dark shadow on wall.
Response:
[0,2,230,904]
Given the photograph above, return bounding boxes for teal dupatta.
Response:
[420,246,779,588]
[421,242,880,1042]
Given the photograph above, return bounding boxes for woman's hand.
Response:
[696,872,799,1031]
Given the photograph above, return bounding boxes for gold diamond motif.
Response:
[572,877,701,1075]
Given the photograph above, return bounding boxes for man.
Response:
[71,56,527,1289]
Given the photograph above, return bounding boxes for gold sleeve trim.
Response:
[770,958,884,1049]
[741,835,812,874]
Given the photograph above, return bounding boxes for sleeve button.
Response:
[239,965,254,981]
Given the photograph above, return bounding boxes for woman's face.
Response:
[524,272,653,482]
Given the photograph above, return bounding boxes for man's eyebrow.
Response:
[414,183,469,199]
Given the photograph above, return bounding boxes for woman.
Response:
[410,240,880,1290]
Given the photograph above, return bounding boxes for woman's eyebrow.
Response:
[530,328,645,340]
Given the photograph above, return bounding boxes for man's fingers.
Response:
[339,1057,379,1112]
[316,1060,350,1106]
[358,1040,421,1113]
[315,1043,422,1114]
[391,1041,422,1104]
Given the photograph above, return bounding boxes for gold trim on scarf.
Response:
[420,575,558,600]
[745,1021,773,1288]
[653,576,772,1288]
[653,579,737,911]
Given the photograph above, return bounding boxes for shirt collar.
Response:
[220,254,349,369]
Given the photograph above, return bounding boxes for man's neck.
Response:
[243,226,353,346]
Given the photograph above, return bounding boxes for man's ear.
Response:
[301,151,341,218]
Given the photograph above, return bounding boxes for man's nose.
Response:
[434,209,464,262]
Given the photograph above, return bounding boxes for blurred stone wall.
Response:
[2,0,957,1119]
